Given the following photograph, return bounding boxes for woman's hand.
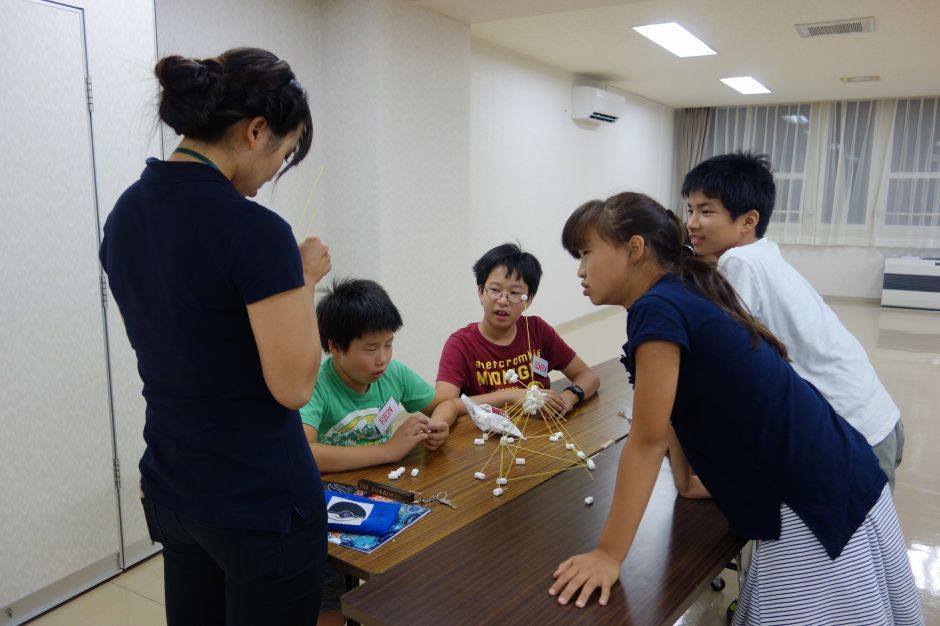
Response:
[299,236,331,284]
[548,548,621,608]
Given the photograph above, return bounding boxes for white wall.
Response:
[469,41,675,327]
[151,0,676,379]
[781,245,939,299]
[318,0,471,380]
[154,0,326,237]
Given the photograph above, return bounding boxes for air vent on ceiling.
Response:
[794,16,875,38]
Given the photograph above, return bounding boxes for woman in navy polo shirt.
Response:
[548,193,923,624]
[100,48,330,625]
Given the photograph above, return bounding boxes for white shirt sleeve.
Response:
[718,255,762,321]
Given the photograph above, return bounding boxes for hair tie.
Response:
[681,243,695,257]
[665,208,675,218]
[288,78,304,93]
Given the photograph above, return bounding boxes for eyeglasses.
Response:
[483,286,528,304]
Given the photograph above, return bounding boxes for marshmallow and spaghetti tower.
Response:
[470,295,596,496]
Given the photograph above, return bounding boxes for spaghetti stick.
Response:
[297,165,324,237]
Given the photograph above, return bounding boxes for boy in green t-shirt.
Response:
[301,278,449,626]
[301,278,449,473]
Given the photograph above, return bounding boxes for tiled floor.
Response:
[28,300,940,625]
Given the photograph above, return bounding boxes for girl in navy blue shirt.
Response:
[549,193,922,624]
[100,49,330,626]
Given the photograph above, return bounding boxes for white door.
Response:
[0,0,121,621]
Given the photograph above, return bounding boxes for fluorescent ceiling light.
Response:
[720,76,771,94]
[632,22,716,57]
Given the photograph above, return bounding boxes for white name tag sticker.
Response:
[532,356,550,378]
[375,397,403,435]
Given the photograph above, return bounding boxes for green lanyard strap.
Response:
[173,147,222,172]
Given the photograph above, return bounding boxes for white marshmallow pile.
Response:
[522,385,546,415]
[504,368,520,384]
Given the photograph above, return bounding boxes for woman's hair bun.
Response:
[155,56,222,96]
[155,56,223,137]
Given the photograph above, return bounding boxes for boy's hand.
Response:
[540,389,571,417]
[423,420,450,451]
[385,414,430,460]
[549,548,621,608]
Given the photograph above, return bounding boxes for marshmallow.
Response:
[396,467,406,474]
[584,496,594,505]
[565,443,576,450]
[548,435,560,442]
[482,432,490,440]
[505,369,519,384]
[388,472,399,480]
[555,431,563,438]
[499,435,510,446]
[586,459,596,470]
[496,477,508,485]
[474,472,486,480]
[576,451,586,459]
[411,468,419,477]
[473,438,485,445]
[493,487,504,497]
[515,458,526,465]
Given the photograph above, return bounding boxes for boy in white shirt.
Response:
[682,151,904,488]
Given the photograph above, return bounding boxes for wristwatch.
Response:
[564,384,585,405]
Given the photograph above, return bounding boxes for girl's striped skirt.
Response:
[733,486,923,625]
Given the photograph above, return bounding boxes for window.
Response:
[694,97,940,247]
[886,98,940,227]
[704,104,810,226]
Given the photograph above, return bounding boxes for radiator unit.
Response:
[881,257,940,311]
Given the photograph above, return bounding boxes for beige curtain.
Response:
[672,107,712,219]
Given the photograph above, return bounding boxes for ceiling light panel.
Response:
[632,22,716,58]
[720,76,771,94]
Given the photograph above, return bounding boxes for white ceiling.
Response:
[414,0,940,108]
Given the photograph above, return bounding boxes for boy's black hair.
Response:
[472,243,542,296]
[681,151,776,238]
[316,278,403,351]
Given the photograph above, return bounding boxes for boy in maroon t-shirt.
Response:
[432,243,599,425]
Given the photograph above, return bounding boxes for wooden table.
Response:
[322,358,633,580]
[342,436,745,625]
